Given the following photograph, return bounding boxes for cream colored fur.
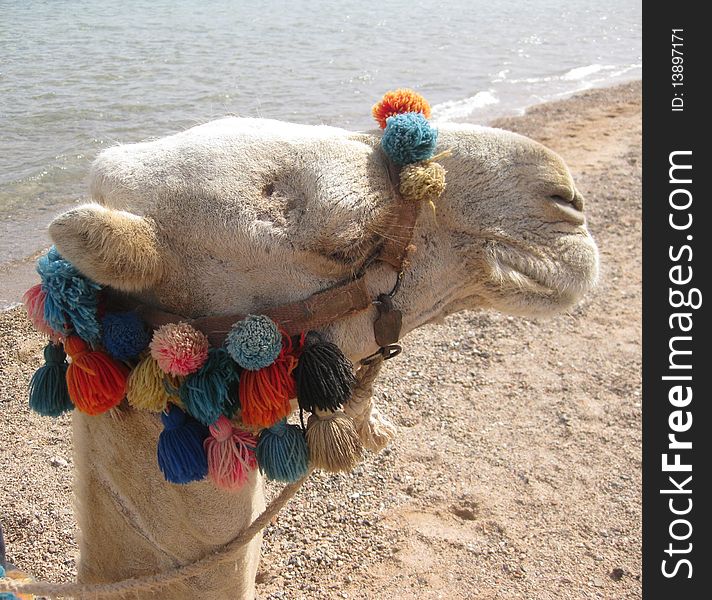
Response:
[49,117,598,599]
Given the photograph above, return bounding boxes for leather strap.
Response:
[113,155,418,345]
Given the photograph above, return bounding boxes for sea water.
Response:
[0,0,641,307]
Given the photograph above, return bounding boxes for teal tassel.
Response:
[28,342,73,417]
[179,348,240,425]
[256,419,309,482]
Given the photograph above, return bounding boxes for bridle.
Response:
[112,158,421,366]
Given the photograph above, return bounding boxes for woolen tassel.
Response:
[306,409,363,473]
[157,405,209,484]
[256,419,309,482]
[64,335,129,415]
[179,348,240,425]
[28,342,73,417]
[101,311,150,360]
[37,246,102,343]
[294,332,356,413]
[22,284,56,336]
[126,354,175,412]
[150,322,209,376]
[204,415,258,490]
[239,336,297,427]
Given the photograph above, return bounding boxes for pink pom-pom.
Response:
[150,322,209,376]
[204,416,258,490]
[22,284,56,336]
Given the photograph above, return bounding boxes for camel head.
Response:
[49,117,598,361]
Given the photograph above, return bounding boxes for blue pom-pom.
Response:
[256,419,309,483]
[37,246,102,343]
[157,406,209,484]
[101,312,150,360]
[225,315,282,371]
[28,342,73,417]
[180,348,240,425]
[381,112,438,166]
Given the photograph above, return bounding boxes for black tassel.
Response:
[295,332,356,413]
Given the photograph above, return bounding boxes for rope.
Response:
[0,472,311,599]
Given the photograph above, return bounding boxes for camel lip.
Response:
[493,247,592,306]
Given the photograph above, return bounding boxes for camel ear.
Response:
[49,203,164,292]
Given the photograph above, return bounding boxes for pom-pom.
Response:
[22,284,56,336]
[28,342,73,417]
[295,332,355,414]
[372,89,431,129]
[225,315,282,370]
[381,112,438,166]
[101,312,150,360]
[37,246,102,343]
[255,419,309,483]
[180,348,240,425]
[204,415,258,490]
[306,409,363,472]
[399,160,447,204]
[64,335,129,415]
[126,354,177,412]
[239,335,298,427]
[157,405,209,484]
[150,322,209,376]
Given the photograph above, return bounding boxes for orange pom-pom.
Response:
[372,88,432,129]
[239,335,299,427]
[64,335,129,415]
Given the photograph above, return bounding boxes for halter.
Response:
[123,161,418,367]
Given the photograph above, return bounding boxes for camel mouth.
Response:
[487,234,599,315]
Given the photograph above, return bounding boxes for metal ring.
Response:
[360,344,402,365]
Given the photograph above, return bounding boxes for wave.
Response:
[561,64,614,81]
[431,91,500,122]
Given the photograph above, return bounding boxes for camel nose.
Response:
[548,189,585,225]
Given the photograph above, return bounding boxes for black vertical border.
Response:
[643,3,709,598]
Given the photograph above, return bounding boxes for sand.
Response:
[0,80,642,599]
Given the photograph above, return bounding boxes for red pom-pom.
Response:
[64,336,129,415]
[205,416,258,490]
[22,284,56,336]
[150,322,209,376]
[372,89,432,129]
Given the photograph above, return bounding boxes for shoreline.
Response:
[1,80,642,599]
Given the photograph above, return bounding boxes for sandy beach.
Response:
[0,81,642,599]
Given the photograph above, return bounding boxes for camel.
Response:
[41,116,599,599]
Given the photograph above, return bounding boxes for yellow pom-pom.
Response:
[399,161,447,204]
[126,354,180,412]
[372,88,432,129]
